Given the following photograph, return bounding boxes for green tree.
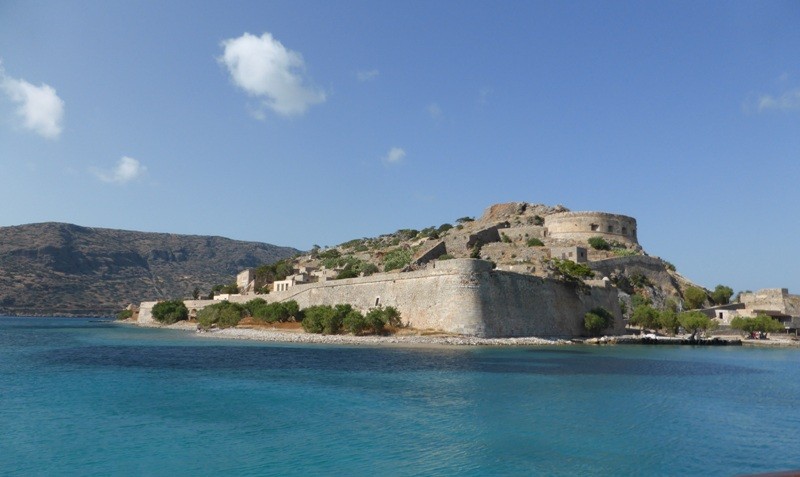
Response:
[683,286,707,310]
[730,314,783,337]
[192,287,200,300]
[365,309,387,334]
[151,300,188,324]
[711,285,734,305]
[196,301,247,329]
[588,236,611,250]
[342,309,368,335]
[456,216,475,223]
[629,304,660,331]
[678,311,717,339]
[658,309,680,335]
[584,307,615,337]
[549,259,594,284]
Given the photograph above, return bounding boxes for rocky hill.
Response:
[0,223,299,316]
[284,202,703,311]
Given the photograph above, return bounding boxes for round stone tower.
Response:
[544,211,638,245]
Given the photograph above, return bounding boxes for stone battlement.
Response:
[545,211,638,244]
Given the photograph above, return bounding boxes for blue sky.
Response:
[1,1,799,294]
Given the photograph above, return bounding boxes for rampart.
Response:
[138,259,623,338]
[545,211,638,245]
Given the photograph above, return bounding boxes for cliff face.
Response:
[0,222,299,316]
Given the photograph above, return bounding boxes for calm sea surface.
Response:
[1,316,799,476]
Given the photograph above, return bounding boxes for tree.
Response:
[584,307,615,336]
[152,300,188,324]
[192,287,200,300]
[678,311,717,340]
[549,258,594,284]
[588,237,611,251]
[658,309,680,335]
[456,216,475,224]
[711,285,734,305]
[683,286,707,310]
[730,314,783,337]
[629,305,660,331]
[117,309,133,320]
[196,301,246,329]
[343,309,368,335]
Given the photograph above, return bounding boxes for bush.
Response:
[549,258,594,283]
[584,307,614,336]
[247,299,299,323]
[526,238,544,247]
[588,237,611,251]
[630,294,650,308]
[152,300,189,324]
[658,309,680,335]
[117,309,133,320]
[683,286,707,310]
[343,309,368,335]
[456,217,474,223]
[501,233,512,243]
[437,253,454,260]
[301,304,347,334]
[365,309,387,334]
[197,301,247,329]
[533,215,544,226]
[730,314,783,335]
[384,248,412,271]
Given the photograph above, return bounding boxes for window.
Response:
[607,225,613,233]
[622,227,627,235]
[590,224,598,231]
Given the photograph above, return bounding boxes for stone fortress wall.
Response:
[139,259,624,338]
[544,211,638,245]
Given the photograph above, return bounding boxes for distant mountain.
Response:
[0,222,299,316]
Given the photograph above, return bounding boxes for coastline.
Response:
[120,320,800,348]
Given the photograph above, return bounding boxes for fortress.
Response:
[139,258,625,338]
[138,206,648,338]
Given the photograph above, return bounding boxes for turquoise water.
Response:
[1,317,799,476]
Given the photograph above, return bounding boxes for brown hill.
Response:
[0,222,299,316]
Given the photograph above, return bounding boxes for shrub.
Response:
[730,314,783,335]
[384,248,412,271]
[533,215,544,226]
[382,306,402,327]
[301,305,330,333]
[663,261,676,271]
[117,309,133,320]
[631,294,650,308]
[588,237,611,250]
[197,301,247,329]
[612,249,638,257]
[343,310,368,335]
[683,286,707,310]
[365,309,387,334]
[501,233,512,243]
[438,223,454,234]
[549,258,594,283]
[526,238,544,247]
[469,241,483,259]
[456,216,474,223]
[584,307,614,336]
[247,299,299,323]
[629,272,652,289]
[437,253,454,260]
[152,300,189,324]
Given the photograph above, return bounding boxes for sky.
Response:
[1,1,799,294]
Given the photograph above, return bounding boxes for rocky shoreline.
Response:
[123,320,800,348]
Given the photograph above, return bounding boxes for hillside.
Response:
[277,202,702,310]
[0,222,299,316]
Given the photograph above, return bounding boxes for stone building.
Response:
[545,211,638,245]
[550,246,588,263]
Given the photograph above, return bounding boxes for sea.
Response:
[1,316,799,477]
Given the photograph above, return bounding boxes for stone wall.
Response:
[139,259,623,338]
[502,225,547,241]
[545,211,638,245]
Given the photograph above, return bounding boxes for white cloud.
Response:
[427,103,442,120]
[93,156,147,184]
[219,32,326,117]
[757,89,800,112]
[0,65,64,139]
[357,69,379,82]
[382,147,406,165]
